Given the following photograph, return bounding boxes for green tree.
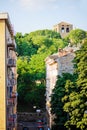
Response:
[51,73,75,129]
[15,32,38,56]
[63,40,87,130]
[17,57,34,102]
[16,29,67,111]
[29,29,61,39]
[64,29,86,45]
[29,52,48,80]
[17,57,45,108]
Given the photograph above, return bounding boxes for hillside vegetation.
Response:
[15,29,86,113]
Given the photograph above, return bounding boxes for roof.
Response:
[58,21,73,25]
[53,21,73,27]
[45,53,58,62]
[0,12,14,36]
[45,45,78,63]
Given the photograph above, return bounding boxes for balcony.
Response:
[7,78,16,87]
[12,72,16,79]
[7,121,15,128]
[11,92,17,98]
[7,58,16,67]
[8,117,14,122]
[11,78,16,86]
[8,114,16,121]
[7,98,15,106]
[7,38,16,49]
[8,114,17,121]
[7,115,17,128]
[11,114,17,119]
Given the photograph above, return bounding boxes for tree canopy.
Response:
[51,73,76,129]
[64,29,86,45]
[15,29,67,111]
[63,39,87,130]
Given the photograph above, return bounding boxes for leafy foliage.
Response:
[16,29,67,110]
[64,29,86,45]
[17,57,46,107]
[63,40,87,130]
[15,32,38,56]
[51,73,76,128]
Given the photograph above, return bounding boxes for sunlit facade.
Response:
[0,13,17,130]
[53,21,73,38]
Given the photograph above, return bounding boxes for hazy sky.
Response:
[0,0,87,34]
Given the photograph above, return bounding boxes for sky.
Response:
[0,0,87,34]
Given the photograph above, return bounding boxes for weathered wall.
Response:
[17,112,46,122]
[17,112,47,130]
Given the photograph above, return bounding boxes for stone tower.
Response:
[53,21,73,38]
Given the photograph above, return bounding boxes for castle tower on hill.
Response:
[0,13,17,130]
[53,21,73,38]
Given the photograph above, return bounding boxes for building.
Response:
[53,21,73,38]
[0,13,17,130]
[45,46,79,128]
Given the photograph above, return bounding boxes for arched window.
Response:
[61,26,65,33]
[66,27,69,32]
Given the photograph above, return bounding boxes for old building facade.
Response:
[0,13,17,130]
[53,21,73,38]
[45,46,79,128]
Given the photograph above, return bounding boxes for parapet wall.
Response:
[17,112,46,122]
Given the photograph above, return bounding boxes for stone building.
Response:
[53,21,73,38]
[0,13,17,130]
[45,45,79,128]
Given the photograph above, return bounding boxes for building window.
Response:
[66,27,69,32]
[61,27,65,33]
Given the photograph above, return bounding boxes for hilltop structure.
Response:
[0,13,17,130]
[53,21,73,38]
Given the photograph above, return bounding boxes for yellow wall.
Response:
[0,20,6,130]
